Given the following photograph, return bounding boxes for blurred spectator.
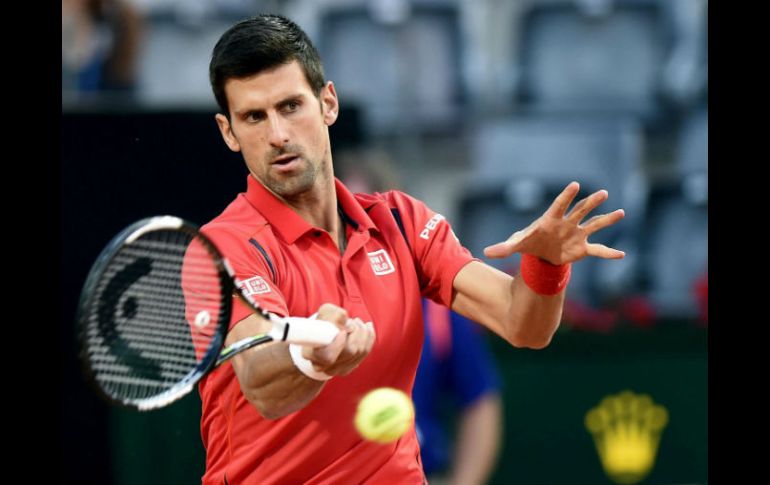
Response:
[62,0,144,99]
[335,148,402,196]
[660,0,708,109]
[414,299,503,485]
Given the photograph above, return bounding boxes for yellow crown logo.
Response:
[585,390,669,484]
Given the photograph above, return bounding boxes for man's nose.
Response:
[267,115,289,148]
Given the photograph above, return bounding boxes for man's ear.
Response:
[321,81,339,126]
[215,113,242,152]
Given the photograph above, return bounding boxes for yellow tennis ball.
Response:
[354,387,414,444]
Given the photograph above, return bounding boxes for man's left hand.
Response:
[483,181,626,264]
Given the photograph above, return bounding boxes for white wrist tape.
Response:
[289,343,333,381]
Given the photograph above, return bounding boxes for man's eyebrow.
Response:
[233,105,264,118]
[275,93,305,107]
[234,93,306,117]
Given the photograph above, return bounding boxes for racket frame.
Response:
[77,216,233,411]
[77,216,339,411]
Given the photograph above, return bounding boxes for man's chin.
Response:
[265,176,316,199]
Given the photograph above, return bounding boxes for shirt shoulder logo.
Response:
[420,213,446,240]
[239,275,271,295]
[368,249,395,276]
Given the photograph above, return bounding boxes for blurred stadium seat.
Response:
[514,0,669,122]
[135,7,245,107]
[458,115,648,305]
[639,106,707,319]
[317,1,464,136]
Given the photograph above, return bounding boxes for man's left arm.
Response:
[451,182,625,348]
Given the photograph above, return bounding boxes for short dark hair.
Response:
[209,14,325,116]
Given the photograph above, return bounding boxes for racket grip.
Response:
[283,317,340,347]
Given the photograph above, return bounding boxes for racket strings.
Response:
[82,230,227,404]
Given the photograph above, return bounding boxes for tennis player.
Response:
[198,14,625,484]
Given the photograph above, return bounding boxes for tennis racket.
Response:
[77,215,339,411]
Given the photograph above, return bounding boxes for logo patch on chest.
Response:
[239,275,271,295]
[368,249,395,276]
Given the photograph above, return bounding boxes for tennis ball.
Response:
[354,387,414,444]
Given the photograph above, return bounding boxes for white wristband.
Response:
[289,343,333,381]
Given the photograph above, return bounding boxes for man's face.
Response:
[216,60,339,199]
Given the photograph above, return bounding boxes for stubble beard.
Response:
[260,148,326,199]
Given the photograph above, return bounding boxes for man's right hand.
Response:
[303,303,376,376]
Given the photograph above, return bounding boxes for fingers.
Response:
[544,181,580,218]
[483,230,525,259]
[333,318,376,375]
[483,241,509,259]
[316,303,349,329]
[566,190,608,224]
[306,314,376,376]
[587,243,625,259]
[484,221,535,258]
[581,209,625,235]
[305,304,349,367]
[344,318,376,355]
[305,329,346,368]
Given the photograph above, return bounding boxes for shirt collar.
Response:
[243,175,378,244]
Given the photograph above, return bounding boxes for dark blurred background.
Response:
[62,0,707,483]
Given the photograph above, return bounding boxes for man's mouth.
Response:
[272,154,299,166]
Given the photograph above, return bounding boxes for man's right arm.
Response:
[226,304,375,419]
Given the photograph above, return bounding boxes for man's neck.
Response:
[282,176,345,251]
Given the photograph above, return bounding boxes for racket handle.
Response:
[282,317,340,347]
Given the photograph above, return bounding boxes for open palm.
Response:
[483,182,626,265]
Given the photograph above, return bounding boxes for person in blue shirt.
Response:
[414,298,504,485]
